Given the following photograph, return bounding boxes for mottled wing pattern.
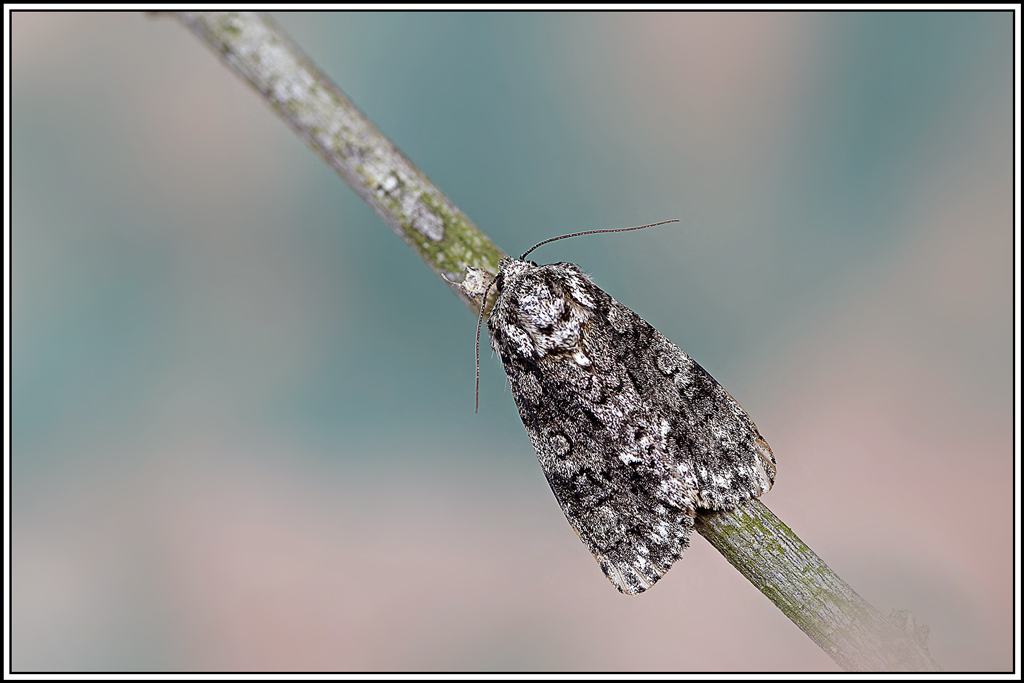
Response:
[603,295,777,511]
[486,258,775,595]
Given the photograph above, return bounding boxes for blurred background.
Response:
[10,11,1013,672]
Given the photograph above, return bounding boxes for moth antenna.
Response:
[475,276,497,413]
[519,219,679,261]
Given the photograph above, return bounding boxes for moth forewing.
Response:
[458,228,776,595]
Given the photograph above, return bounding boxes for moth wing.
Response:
[490,265,701,595]
[600,297,777,510]
[504,348,699,595]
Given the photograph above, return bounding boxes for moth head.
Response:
[495,257,536,293]
[460,220,678,413]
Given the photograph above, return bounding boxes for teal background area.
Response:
[11,11,1013,671]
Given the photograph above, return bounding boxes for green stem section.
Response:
[697,500,940,671]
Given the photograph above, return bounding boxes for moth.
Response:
[455,221,776,595]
